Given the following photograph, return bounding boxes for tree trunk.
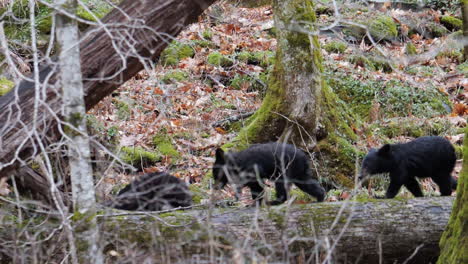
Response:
[437,128,468,263]
[0,0,216,175]
[101,197,454,263]
[55,0,102,262]
[228,0,322,151]
[462,0,468,62]
[226,0,357,188]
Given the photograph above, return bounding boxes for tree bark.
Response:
[462,0,468,62]
[102,197,454,264]
[56,0,102,262]
[0,0,216,177]
[225,0,357,188]
[228,0,322,151]
[437,127,468,263]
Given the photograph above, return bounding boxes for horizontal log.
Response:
[102,197,454,263]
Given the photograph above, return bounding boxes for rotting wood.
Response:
[101,197,454,264]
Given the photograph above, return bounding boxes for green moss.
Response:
[437,127,468,263]
[238,0,271,8]
[251,51,275,67]
[440,16,462,31]
[160,41,195,66]
[369,16,398,41]
[161,70,189,84]
[112,99,131,120]
[120,146,161,169]
[458,62,468,75]
[326,71,450,119]
[427,22,448,37]
[323,41,347,54]
[237,51,251,63]
[379,118,454,138]
[202,29,213,40]
[454,145,463,159]
[405,43,417,55]
[152,134,180,158]
[289,188,320,202]
[236,51,275,67]
[368,57,393,73]
[188,184,208,204]
[315,5,333,15]
[228,73,267,92]
[192,39,215,48]
[405,65,436,77]
[436,49,463,63]
[315,84,360,188]
[348,55,374,70]
[207,51,233,67]
[0,77,14,96]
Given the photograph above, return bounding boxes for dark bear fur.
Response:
[213,142,325,205]
[109,172,192,211]
[359,136,457,198]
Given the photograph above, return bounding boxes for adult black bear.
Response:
[359,136,457,198]
[213,142,325,205]
[109,172,192,211]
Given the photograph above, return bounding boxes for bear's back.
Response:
[393,136,455,175]
[229,142,309,177]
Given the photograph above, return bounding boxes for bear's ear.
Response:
[377,144,391,156]
[215,148,225,163]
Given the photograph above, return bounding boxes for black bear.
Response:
[213,142,325,205]
[109,172,192,211]
[359,136,457,198]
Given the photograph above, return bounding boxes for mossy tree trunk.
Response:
[230,0,322,151]
[437,128,468,263]
[462,0,468,61]
[228,0,358,187]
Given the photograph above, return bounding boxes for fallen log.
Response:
[0,0,216,177]
[101,197,454,264]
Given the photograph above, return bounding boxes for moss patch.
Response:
[405,43,417,55]
[120,146,161,170]
[323,41,347,54]
[437,127,468,263]
[152,134,180,158]
[161,70,189,84]
[0,77,14,96]
[440,15,462,31]
[207,51,234,67]
[160,41,195,66]
[326,71,450,119]
[369,16,398,41]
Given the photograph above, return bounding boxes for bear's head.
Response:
[359,144,395,180]
[213,148,229,190]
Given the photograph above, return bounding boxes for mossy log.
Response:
[103,197,454,263]
[0,0,216,176]
[437,127,468,263]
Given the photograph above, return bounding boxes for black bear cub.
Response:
[213,142,325,205]
[360,136,457,198]
[109,172,192,211]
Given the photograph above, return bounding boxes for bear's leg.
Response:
[450,177,458,190]
[267,181,288,205]
[249,182,265,204]
[294,180,325,202]
[433,175,453,196]
[403,177,424,197]
[385,180,403,198]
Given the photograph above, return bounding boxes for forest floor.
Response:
[88,1,467,204]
